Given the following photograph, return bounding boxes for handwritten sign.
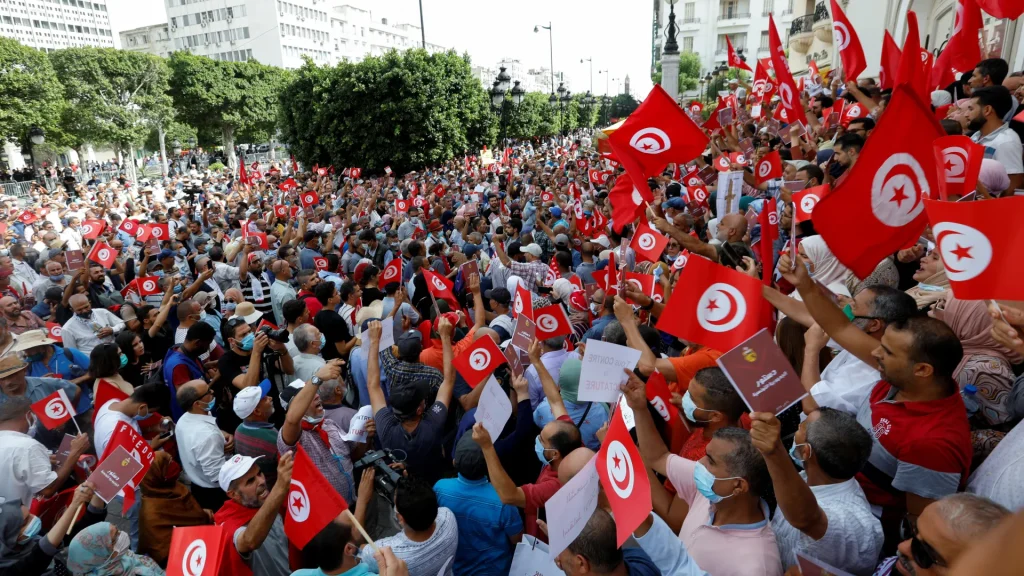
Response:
[545,456,600,559]
[360,317,395,354]
[87,445,144,503]
[716,328,808,415]
[578,340,641,403]
[509,536,562,576]
[474,375,512,443]
[342,405,374,443]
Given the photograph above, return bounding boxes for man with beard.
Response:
[216,452,295,576]
[967,85,1024,192]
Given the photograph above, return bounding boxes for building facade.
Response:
[0,0,115,52]
[328,4,446,65]
[119,23,172,57]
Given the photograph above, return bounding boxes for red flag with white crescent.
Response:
[452,335,507,387]
[30,389,76,430]
[933,135,985,201]
[596,406,652,546]
[166,525,226,576]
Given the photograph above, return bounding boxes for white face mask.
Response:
[113,530,130,555]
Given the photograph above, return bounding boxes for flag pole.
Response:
[344,509,379,554]
[70,417,82,436]
[66,503,83,535]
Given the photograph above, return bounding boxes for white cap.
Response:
[233,379,271,420]
[218,454,262,492]
[522,243,543,258]
[593,235,611,249]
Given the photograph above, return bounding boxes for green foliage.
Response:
[679,52,701,92]
[0,38,64,145]
[168,52,289,166]
[207,162,225,171]
[48,47,172,152]
[609,93,640,120]
[278,50,494,174]
[144,120,197,153]
[705,68,751,102]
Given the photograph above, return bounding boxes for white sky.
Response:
[106,0,656,98]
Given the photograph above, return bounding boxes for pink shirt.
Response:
[666,454,782,576]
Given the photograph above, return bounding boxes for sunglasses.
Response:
[901,516,947,569]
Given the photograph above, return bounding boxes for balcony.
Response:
[789,14,814,52]
[680,16,701,30]
[718,10,751,26]
[812,1,832,42]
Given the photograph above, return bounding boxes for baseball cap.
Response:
[390,382,427,420]
[664,197,687,210]
[279,379,306,409]
[396,329,423,359]
[593,235,611,249]
[666,182,682,199]
[218,454,262,492]
[157,249,176,261]
[303,230,320,243]
[453,433,487,479]
[554,234,569,247]
[522,244,543,258]
[549,206,562,218]
[483,287,511,306]
[192,291,214,311]
[233,379,271,419]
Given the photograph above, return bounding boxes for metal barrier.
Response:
[0,181,34,199]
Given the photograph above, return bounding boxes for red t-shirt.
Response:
[520,413,574,539]
[855,381,972,511]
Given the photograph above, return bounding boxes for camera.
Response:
[258,325,290,343]
[353,449,406,502]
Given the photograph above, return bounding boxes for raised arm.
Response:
[650,215,718,263]
[472,423,526,508]
[621,369,670,476]
[237,452,294,555]
[280,360,344,446]
[434,317,456,409]
[367,321,387,415]
[527,338,567,419]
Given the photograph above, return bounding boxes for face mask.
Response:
[24,353,44,363]
[693,462,740,504]
[133,408,149,421]
[239,333,255,351]
[173,285,183,294]
[302,414,324,425]
[225,302,237,313]
[177,248,187,257]
[203,397,216,412]
[49,274,64,282]
[112,530,130,555]
[534,435,553,465]
[842,303,855,321]
[804,261,814,277]
[589,303,601,315]
[682,390,714,423]
[76,311,92,321]
[199,311,208,320]
[17,515,41,544]
[319,334,326,349]
[789,443,810,468]
[119,354,128,368]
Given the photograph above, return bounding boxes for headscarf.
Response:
[849,256,900,294]
[800,235,854,287]
[978,158,1011,194]
[905,256,950,309]
[931,90,953,107]
[932,296,1024,378]
[0,499,34,569]
[558,358,583,404]
[67,522,164,576]
[138,452,211,566]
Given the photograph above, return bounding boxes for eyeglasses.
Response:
[901,516,947,569]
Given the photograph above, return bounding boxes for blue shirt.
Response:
[291,562,375,576]
[433,475,523,576]
[534,398,609,451]
[349,345,388,408]
[299,246,323,271]
[26,346,91,413]
[581,314,614,344]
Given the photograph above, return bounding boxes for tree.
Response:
[279,50,494,174]
[144,120,196,154]
[650,52,701,95]
[0,38,64,149]
[609,93,641,120]
[49,47,171,179]
[168,52,288,169]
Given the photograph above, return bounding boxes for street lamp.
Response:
[580,57,593,94]
[491,73,524,144]
[549,92,558,109]
[28,127,45,146]
[664,0,680,55]
[496,66,511,93]
[511,80,526,106]
[598,69,609,95]
[534,23,554,97]
[187,136,196,148]
[171,139,182,156]
[556,82,571,136]
[490,80,505,109]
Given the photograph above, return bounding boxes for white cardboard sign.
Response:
[578,340,641,403]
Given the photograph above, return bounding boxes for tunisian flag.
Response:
[726,36,752,71]
[755,151,782,185]
[758,205,779,286]
[752,59,776,102]
[894,12,930,102]
[975,0,1024,19]
[608,172,647,233]
[656,255,764,351]
[794,185,828,224]
[607,85,709,191]
[513,282,533,320]
[924,197,1024,300]
[829,0,866,81]
[944,0,984,76]
[532,304,572,340]
[422,269,457,307]
[379,258,403,287]
[453,335,507,387]
[880,31,902,90]
[285,446,348,549]
[30,389,76,430]
[768,15,804,129]
[630,220,669,263]
[87,242,117,268]
[597,406,652,546]
[933,135,985,200]
[812,86,942,279]
[166,525,226,576]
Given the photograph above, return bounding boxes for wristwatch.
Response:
[310,375,324,387]
[641,297,656,311]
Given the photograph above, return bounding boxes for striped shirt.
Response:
[232,422,280,488]
[239,274,273,316]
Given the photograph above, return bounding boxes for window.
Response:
[760,31,769,50]
[763,0,774,14]
[684,2,695,19]
[683,36,694,52]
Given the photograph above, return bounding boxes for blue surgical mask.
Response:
[534,435,553,465]
[319,334,326,349]
[681,390,714,423]
[49,274,64,282]
[119,353,128,368]
[24,353,43,363]
[17,515,41,544]
[173,284,183,294]
[789,443,810,468]
[178,248,187,257]
[693,462,740,504]
[225,302,237,313]
[203,397,216,412]
[133,408,149,421]
[804,261,814,276]
[239,333,255,351]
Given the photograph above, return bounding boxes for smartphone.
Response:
[159,430,174,439]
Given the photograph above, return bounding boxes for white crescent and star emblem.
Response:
[952,3,965,36]
[696,283,747,332]
[629,127,672,155]
[933,222,992,281]
[468,349,492,371]
[870,154,930,227]
[382,266,397,280]
[690,104,700,113]
[81,223,95,236]
[432,277,447,291]
[693,188,708,202]
[799,193,821,214]
[605,440,635,499]
[152,227,164,238]
[45,398,67,419]
[735,154,746,165]
[142,279,157,292]
[833,21,851,50]
[50,325,62,338]
[630,188,644,206]
[182,539,207,576]
[673,253,689,270]
[513,294,524,314]
[627,278,644,292]
[287,479,311,522]
[637,233,656,251]
[687,176,702,187]
[717,157,729,170]
[650,396,670,421]
[778,83,794,110]
[97,248,111,262]
[536,313,558,333]
[847,104,861,117]
[758,160,772,178]
[942,146,968,183]
[768,211,779,226]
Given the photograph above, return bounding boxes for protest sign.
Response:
[544,456,600,559]
[474,375,512,442]
[360,317,394,354]
[578,340,641,403]
[342,405,374,443]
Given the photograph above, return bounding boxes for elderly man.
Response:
[269,259,296,327]
[33,260,69,305]
[291,323,326,383]
[491,238,549,293]
[654,212,754,269]
[176,379,231,511]
[60,293,124,355]
[0,354,81,451]
[0,296,44,335]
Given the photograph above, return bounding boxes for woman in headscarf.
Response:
[978,158,1012,198]
[66,522,164,576]
[564,289,591,347]
[0,483,106,575]
[138,451,212,567]
[848,256,900,295]
[797,235,855,289]
[531,357,609,451]
[904,248,950,310]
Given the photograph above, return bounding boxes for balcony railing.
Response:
[682,17,700,24]
[790,14,814,36]
[720,11,751,19]
[813,1,829,22]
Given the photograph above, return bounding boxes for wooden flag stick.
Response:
[344,509,379,554]
[66,503,83,536]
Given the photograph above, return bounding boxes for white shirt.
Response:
[968,419,1024,511]
[0,430,57,505]
[60,308,126,356]
[972,123,1024,175]
[59,227,83,251]
[176,411,225,488]
[94,400,140,459]
[771,476,884,575]
[809,350,880,415]
[293,352,325,384]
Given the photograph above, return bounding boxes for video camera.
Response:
[353,449,406,502]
